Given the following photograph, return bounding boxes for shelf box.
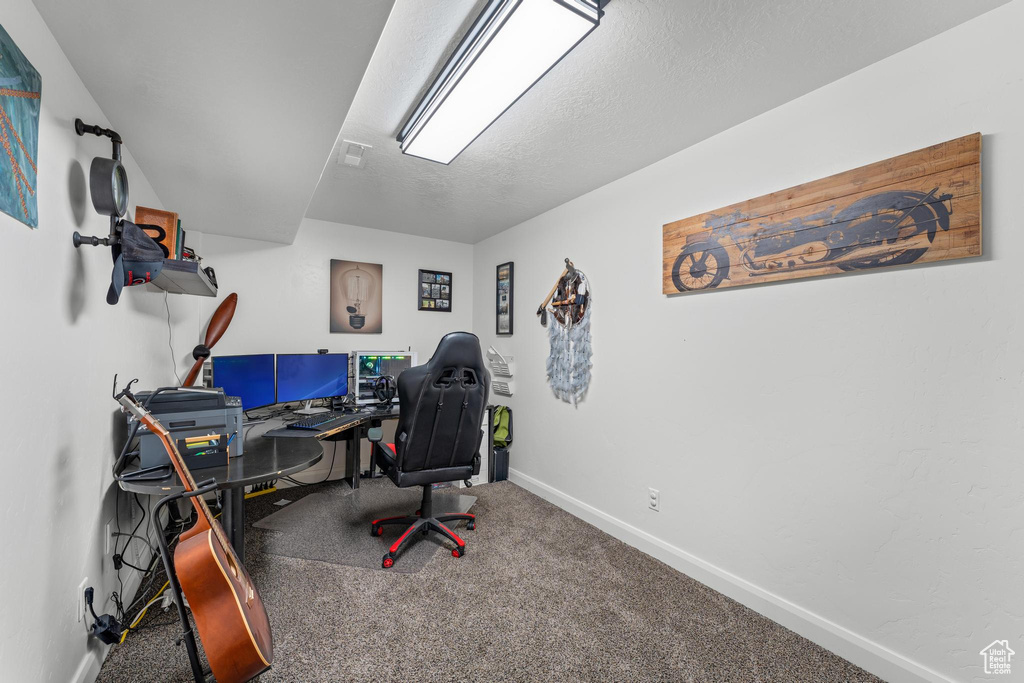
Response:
[152,259,217,297]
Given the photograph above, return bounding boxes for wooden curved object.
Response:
[183,293,238,386]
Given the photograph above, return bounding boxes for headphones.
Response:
[373,375,397,409]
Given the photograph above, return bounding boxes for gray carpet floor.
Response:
[97,479,882,682]
[254,484,475,573]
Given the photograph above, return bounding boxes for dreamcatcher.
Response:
[537,258,592,405]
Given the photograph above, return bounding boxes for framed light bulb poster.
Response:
[418,269,452,312]
[331,259,383,333]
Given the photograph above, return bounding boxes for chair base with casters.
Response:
[370,482,475,568]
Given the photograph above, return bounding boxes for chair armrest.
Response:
[367,427,383,443]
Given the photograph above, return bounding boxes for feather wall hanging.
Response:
[537,258,592,405]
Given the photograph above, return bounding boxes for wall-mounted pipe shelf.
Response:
[72,117,219,301]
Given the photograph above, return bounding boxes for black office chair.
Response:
[367,332,491,569]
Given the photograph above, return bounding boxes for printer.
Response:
[133,388,244,470]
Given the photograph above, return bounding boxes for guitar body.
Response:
[176,518,273,683]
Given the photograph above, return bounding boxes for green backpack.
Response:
[493,405,511,448]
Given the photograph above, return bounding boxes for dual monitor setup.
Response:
[211,351,417,415]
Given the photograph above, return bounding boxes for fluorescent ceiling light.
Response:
[398,0,602,165]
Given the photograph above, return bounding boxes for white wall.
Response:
[472,4,1024,682]
[201,218,474,357]
[0,3,200,682]
[200,218,474,479]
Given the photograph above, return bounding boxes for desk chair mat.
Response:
[254,482,475,574]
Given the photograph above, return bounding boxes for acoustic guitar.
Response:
[116,388,273,682]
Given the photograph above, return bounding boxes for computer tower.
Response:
[352,351,418,405]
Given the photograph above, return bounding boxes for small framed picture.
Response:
[496,261,513,335]
[418,269,453,312]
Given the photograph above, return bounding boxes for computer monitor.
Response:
[276,353,349,414]
[211,354,276,412]
[353,351,417,405]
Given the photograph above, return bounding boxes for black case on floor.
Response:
[493,447,510,482]
[490,405,512,482]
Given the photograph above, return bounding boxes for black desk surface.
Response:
[262,408,399,439]
[117,417,324,496]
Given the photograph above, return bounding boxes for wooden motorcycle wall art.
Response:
[537,258,592,405]
[662,133,981,293]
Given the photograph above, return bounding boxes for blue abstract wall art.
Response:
[0,23,41,228]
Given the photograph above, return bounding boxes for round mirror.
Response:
[89,157,130,217]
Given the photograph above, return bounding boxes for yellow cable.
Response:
[119,510,225,644]
[244,486,277,499]
[119,581,170,644]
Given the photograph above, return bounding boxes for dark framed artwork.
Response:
[496,261,513,335]
[418,269,452,312]
[331,259,383,333]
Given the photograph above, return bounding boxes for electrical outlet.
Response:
[104,520,113,555]
[648,488,660,512]
[77,577,89,622]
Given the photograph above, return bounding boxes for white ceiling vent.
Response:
[339,140,372,169]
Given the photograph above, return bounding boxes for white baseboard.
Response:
[508,468,951,683]
[71,645,107,683]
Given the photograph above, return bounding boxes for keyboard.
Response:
[286,412,345,430]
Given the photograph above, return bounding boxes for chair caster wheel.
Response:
[466,522,475,531]
[452,547,463,558]
[382,555,395,569]
[371,525,383,537]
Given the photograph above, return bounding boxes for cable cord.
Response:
[164,292,182,385]
[119,509,190,619]
[117,552,162,618]
[115,494,149,573]
[284,442,339,486]
[112,384,189,479]
[111,532,155,556]
[113,500,193,624]
[120,580,171,643]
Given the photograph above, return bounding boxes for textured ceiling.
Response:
[306,0,1008,244]
[32,0,395,244]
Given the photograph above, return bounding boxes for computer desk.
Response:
[117,416,324,563]
[262,407,401,491]
[117,408,400,560]
[115,408,400,683]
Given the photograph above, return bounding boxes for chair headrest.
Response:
[428,331,486,373]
